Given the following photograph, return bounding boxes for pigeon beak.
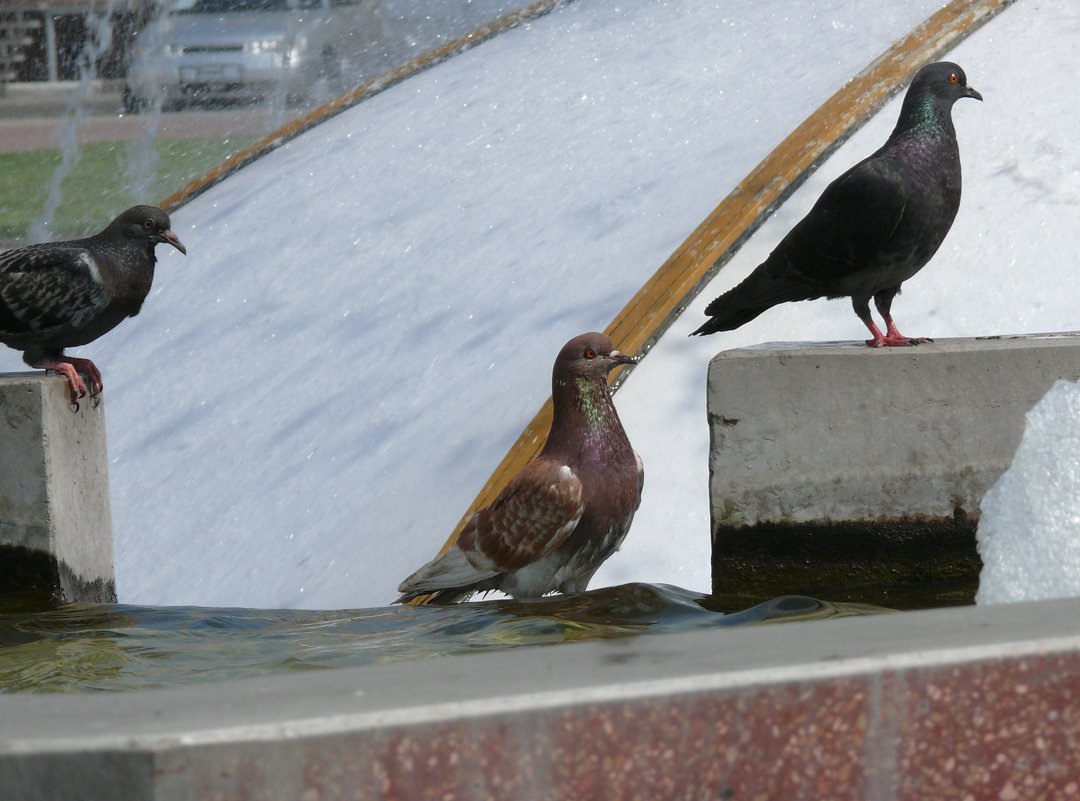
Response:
[963,85,983,102]
[162,229,187,255]
[608,349,637,366]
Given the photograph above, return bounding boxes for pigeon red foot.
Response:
[32,355,103,405]
[863,319,933,348]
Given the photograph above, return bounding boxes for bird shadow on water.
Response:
[0,583,888,694]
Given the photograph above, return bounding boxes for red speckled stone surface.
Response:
[153,655,1080,800]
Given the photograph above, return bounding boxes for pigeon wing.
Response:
[0,244,110,337]
[464,458,585,572]
[771,155,909,287]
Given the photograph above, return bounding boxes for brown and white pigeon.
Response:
[692,62,982,346]
[0,205,185,404]
[396,332,644,604]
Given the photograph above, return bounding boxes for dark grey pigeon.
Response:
[396,332,644,604]
[0,206,185,405]
[692,61,981,345]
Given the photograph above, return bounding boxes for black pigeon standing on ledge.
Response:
[396,332,644,604]
[692,61,982,345]
[0,205,186,405]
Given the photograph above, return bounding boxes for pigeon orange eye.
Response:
[948,73,959,85]
[584,348,597,359]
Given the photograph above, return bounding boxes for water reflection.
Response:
[0,583,889,693]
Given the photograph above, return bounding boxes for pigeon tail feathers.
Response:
[692,264,818,336]
[395,546,501,604]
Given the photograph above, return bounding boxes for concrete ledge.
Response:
[0,373,115,605]
[2,596,1080,799]
[706,333,1080,603]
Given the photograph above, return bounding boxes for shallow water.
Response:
[0,583,887,693]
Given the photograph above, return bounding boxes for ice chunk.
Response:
[977,380,1080,605]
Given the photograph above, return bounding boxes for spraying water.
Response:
[124,2,172,200]
[30,0,130,241]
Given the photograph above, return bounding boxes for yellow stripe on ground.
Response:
[414,0,1015,603]
[158,0,573,213]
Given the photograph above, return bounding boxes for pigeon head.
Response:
[546,332,637,469]
[554,332,636,385]
[910,61,982,105]
[107,205,187,255]
[893,61,981,139]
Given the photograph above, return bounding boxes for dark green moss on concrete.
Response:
[711,510,980,611]
[0,544,116,608]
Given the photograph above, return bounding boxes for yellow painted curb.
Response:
[158,0,572,213]
[413,0,1015,602]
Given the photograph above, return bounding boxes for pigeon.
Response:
[0,205,185,405]
[396,332,644,604]
[691,61,981,346]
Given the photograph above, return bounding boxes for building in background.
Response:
[0,7,41,89]
[1,1,144,84]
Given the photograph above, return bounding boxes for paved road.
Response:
[0,81,306,154]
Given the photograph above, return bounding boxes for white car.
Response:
[124,0,388,110]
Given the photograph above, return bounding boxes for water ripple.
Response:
[0,583,888,693]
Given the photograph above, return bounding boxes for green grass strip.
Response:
[0,138,251,242]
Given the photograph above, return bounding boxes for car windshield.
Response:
[171,0,324,12]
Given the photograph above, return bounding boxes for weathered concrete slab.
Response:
[706,332,1080,602]
[0,373,115,604]
[2,596,1080,800]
